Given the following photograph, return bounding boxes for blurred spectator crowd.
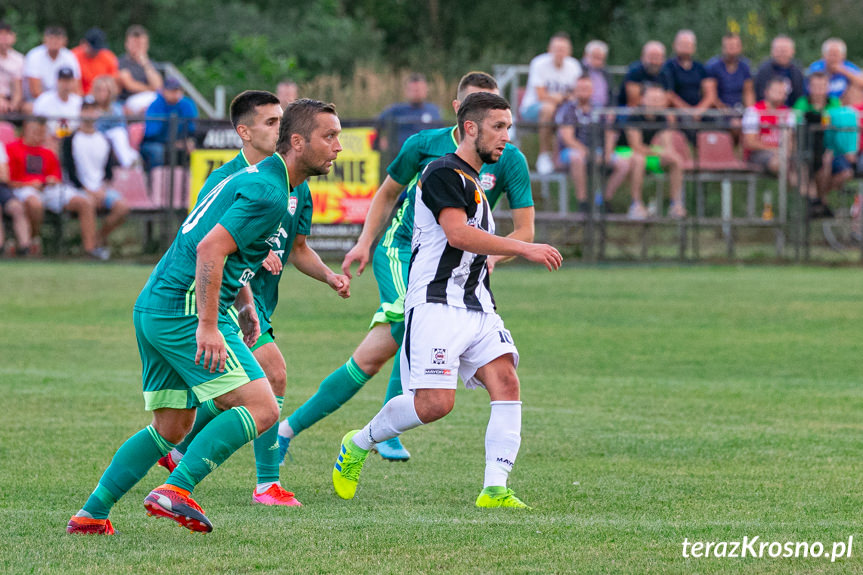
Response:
[524,31,863,221]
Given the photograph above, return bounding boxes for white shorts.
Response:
[400,302,519,391]
[14,184,86,214]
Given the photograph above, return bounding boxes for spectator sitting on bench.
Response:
[0,141,32,255]
[91,74,140,168]
[555,75,646,218]
[754,36,805,106]
[6,117,105,259]
[742,76,798,189]
[621,84,687,219]
[140,76,197,170]
[618,41,669,108]
[117,25,162,114]
[792,71,848,218]
[61,97,129,258]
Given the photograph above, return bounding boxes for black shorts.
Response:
[0,184,14,208]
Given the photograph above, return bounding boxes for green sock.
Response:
[254,395,284,485]
[82,425,175,519]
[287,357,370,436]
[167,406,258,493]
[173,400,222,456]
[382,345,404,405]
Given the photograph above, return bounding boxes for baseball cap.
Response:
[57,66,75,80]
[84,28,107,51]
[164,76,182,90]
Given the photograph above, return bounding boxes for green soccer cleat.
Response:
[475,486,531,509]
[332,430,369,500]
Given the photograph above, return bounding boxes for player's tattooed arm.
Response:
[194,224,238,372]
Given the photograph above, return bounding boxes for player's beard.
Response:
[475,126,499,165]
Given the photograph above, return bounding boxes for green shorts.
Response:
[370,241,409,342]
[226,305,275,352]
[615,146,663,174]
[134,310,266,411]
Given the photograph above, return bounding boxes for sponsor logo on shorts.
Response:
[480,173,496,191]
[424,368,451,376]
[239,268,255,286]
[432,348,447,364]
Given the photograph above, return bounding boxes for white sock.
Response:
[170,448,184,463]
[278,419,295,439]
[483,401,522,488]
[353,394,422,450]
[256,481,280,494]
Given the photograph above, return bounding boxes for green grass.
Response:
[1,261,862,574]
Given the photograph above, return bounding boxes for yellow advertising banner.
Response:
[188,127,380,222]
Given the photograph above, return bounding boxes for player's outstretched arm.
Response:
[439,207,562,271]
[341,176,406,278]
[488,206,536,272]
[289,234,351,299]
[195,224,238,372]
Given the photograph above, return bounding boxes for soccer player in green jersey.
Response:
[67,99,349,535]
[155,90,309,506]
[277,72,535,462]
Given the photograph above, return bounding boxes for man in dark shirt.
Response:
[618,41,670,107]
[662,29,713,136]
[754,35,805,106]
[117,25,163,113]
[705,33,754,111]
[376,72,442,155]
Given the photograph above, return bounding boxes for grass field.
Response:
[1,261,862,574]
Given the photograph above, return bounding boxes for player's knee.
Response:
[257,400,280,433]
[267,368,287,397]
[415,394,454,423]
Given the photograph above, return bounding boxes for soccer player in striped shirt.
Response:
[332,92,561,509]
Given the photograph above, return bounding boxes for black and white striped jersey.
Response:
[404,153,497,314]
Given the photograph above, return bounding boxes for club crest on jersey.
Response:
[431,348,447,365]
[288,194,298,215]
[480,173,496,191]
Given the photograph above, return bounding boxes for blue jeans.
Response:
[140,141,166,170]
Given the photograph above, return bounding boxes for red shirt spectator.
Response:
[6,137,61,185]
[71,28,118,95]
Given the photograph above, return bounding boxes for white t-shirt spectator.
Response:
[0,48,24,100]
[32,90,83,136]
[23,45,80,98]
[520,53,582,114]
[71,130,111,191]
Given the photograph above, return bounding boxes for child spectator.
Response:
[32,66,82,140]
[61,97,129,256]
[72,28,118,95]
[742,76,798,188]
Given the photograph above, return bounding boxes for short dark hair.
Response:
[457,92,510,139]
[230,90,281,128]
[809,71,830,82]
[766,75,787,90]
[456,71,498,101]
[126,25,148,38]
[407,72,426,84]
[276,98,338,154]
[44,26,66,37]
[551,31,571,43]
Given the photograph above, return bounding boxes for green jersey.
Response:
[135,153,300,318]
[383,126,533,249]
[195,151,313,331]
